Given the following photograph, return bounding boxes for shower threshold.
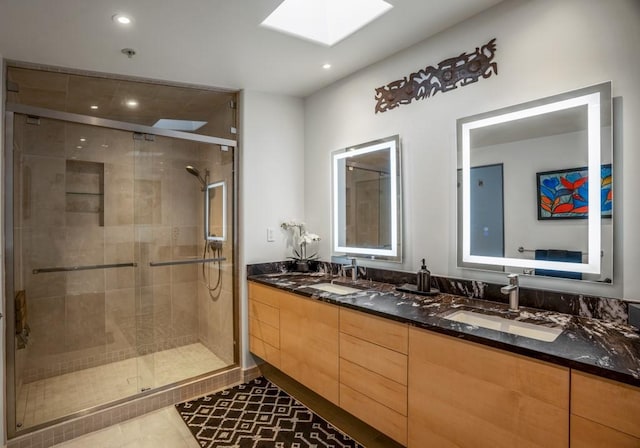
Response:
[15,343,229,430]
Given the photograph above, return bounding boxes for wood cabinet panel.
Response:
[340,332,407,385]
[248,282,281,367]
[249,334,280,368]
[408,327,569,448]
[570,414,640,448]
[340,383,407,446]
[340,358,407,416]
[571,371,640,439]
[279,293,340,405]
[339,308,408,354]
[249,317,280,348]
[248,282,281,308]
[248,299,279,328]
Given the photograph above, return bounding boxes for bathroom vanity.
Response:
[247,272,640,448]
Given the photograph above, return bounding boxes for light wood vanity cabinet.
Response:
[408,327,570,448]
[570,371,640,447]
[339,308,409,445]
[249,281,640,448]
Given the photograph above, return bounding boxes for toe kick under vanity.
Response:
[247,272,640,448]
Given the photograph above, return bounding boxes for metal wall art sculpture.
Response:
[374,38,498,113]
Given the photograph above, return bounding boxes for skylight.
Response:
[261,0,393,47]
[153,119,208,132]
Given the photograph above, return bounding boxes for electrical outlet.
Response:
[267,227,275,242]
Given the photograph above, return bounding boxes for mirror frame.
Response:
[205,180,226,242]
[332,135,402,261]
[457,82,611,275]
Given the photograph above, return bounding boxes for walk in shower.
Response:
[4,66,238,437]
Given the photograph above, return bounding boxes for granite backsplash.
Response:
[247,261,630,326]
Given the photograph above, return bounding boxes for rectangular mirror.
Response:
[332,135,402,261]
[457,82,612,282]
[206,180,226,242]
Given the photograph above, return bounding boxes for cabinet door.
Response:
[570,371,640,446]
[408,327,569,448]
[279,293,340,404]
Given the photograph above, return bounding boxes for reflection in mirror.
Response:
[457,82,612,282]
[206,181,226,241]
[332,135,402,261]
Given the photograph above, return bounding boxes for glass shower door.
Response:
[11,115,142,429]
[132,133,235,392]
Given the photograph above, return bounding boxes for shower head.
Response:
[185,165,207,187]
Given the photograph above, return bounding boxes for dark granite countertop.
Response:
[248,272,640,388]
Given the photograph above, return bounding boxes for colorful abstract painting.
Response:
[536,164,612,220]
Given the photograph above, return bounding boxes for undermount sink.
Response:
[443,310,563,342]
[307,282,362,295]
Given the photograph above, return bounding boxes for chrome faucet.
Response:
[341,257,358,282]
[501,273,519,311]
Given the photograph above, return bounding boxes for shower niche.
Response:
[65,160,105,226]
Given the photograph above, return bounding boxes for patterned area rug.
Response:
[176,376,363,448]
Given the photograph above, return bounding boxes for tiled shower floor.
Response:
[16,343,229,429]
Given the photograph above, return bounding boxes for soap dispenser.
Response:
[417,259,431,292]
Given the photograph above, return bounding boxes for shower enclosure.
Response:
[4,67,238,437]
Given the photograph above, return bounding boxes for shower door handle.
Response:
[32,262,138,274]
[149,257,226,267]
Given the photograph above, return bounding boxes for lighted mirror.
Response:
[206,180,226,242]
[457,82,612,282]
[332,135,402,261]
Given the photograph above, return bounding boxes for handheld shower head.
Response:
[185,165,207,187]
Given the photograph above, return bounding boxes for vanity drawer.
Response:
[570,414,640,448]
[340,307,408,354]
[248,299,279,328]
[249,334,280,368]
[571,371,640,439]
[340,383,407,445]
[340,358,407,415]
[248,282,281,309]
[340,332,407,385]
[249,317,280,348]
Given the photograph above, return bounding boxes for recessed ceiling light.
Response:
[76,145,83,149]
[126,99,138,108]
[79,138,86,142]
[113,14,132,25]
[261,0,393,46]
[90,105,99,110]
[322,63,332,69]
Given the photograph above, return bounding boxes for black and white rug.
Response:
[175,376,364,448]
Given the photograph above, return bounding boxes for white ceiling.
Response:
[0,0,503,97]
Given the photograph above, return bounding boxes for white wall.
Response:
[239,90,305,367]
[304,0,640,299]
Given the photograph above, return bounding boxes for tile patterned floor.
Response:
[17,343,228,429]
[51,407,199,448]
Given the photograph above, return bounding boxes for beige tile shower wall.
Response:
[18,120,213,384]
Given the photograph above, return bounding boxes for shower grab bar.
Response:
[149,257,226,267]
[32,262,137,274]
